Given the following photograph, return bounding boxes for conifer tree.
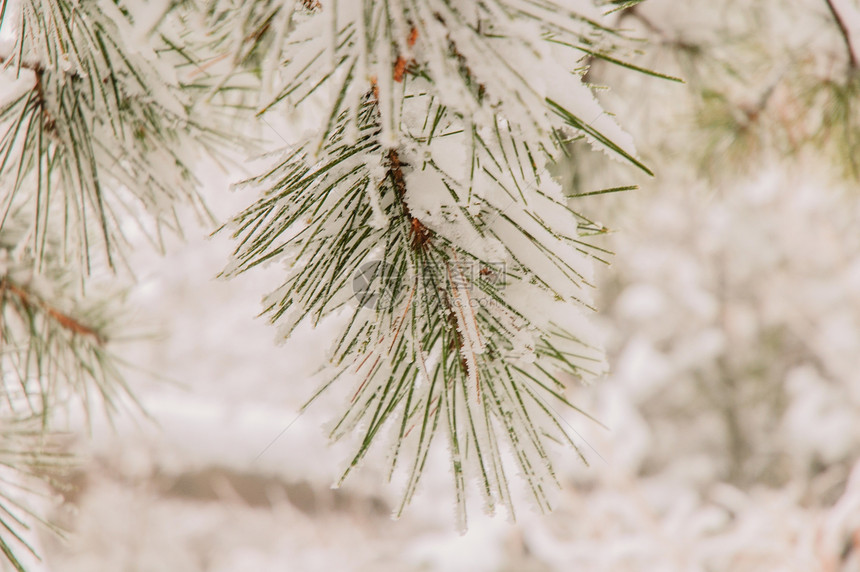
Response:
[0,0,664,566]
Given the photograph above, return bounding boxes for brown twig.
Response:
[385,152,475,397]
[386,148,433,251]
[393,27,419,83]
[2,279,105,344]
[823,0,859,70]
[372,62,484,405]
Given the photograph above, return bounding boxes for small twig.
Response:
[738,76,781,125]
[387,149,433,251]
[823,0,858,70]
[2,279,105,344]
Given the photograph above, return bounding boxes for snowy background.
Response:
[27,0,860,570]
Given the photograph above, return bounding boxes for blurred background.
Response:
[35,0,860,570]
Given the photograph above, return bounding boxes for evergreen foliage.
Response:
[0,0,664,565]
[219,0,651,527]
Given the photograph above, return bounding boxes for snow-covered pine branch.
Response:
[0,0,219,272]
[223,0,649,526]
[0,1,218,565]
[0,218,131,571]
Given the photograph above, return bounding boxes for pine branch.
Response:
[221,0,653,525]
[0,215,138,569]
[0,274,133,421]
[0,0,221,272]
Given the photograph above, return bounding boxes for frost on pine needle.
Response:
[0,0,220,272]
[224,0,653,525]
